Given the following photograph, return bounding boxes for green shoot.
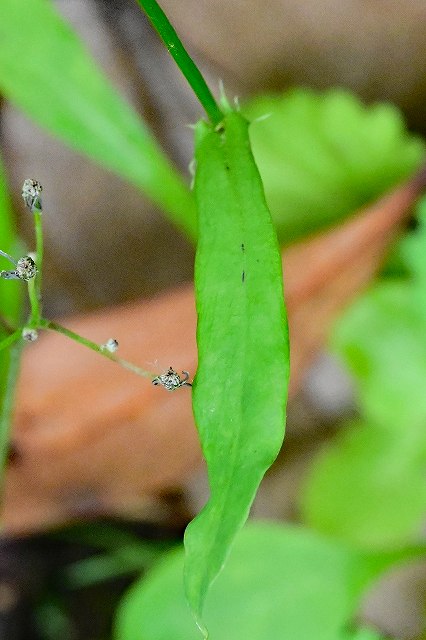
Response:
[135,0,223,126]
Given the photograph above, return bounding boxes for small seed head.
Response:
[16,256,37,281]
[22,179,43,212]
[22,328,38,343]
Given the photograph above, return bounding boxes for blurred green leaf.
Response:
[0,154,24,485]
[244,89,424,245]
[331,283,426,431]
[341,627,388,640]
[114,522,396,640]
[0,0,196,238]
[186,112,289,630]
[301,202,426,548]
[64,546,157,589]
[400,196,426,305]
[53,521,171,589]
[0,154,21,325]
[301,421,426,548]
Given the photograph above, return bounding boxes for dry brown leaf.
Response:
[3,174,424,535]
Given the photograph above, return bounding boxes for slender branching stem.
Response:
[27,278,41,327]
[26,207,44,326]
[0,249,17,266]
[40,319,155,379]
[33,209,43,311]
[135,0,223,127]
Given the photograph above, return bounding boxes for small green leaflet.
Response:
[185,110,289,634]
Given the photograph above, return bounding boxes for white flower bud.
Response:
[101,338,119,353]
[22,328,38,342]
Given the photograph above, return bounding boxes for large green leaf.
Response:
[0,0,196,238]
[244,89,424,245]
[114,522,396,640]
[185,111,289,631]
[301,204,426,548]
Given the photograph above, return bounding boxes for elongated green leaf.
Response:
[185,111,289,632]
[244,89,424,245]
[114,523,399,640]
[0,0,196,238]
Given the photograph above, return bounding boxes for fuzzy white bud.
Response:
[22,328,38,342]
[101,338,119,353]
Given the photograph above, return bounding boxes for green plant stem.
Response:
[33,209,43,309]
[40,318,155,379]
[135,0,223,127]
[26,207,44,326]
[27,278,41,327]
[0,342,22,484]
[0,328,21,353]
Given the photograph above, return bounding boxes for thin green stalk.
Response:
[26,206,44,326]
[34,209,43,308]
[0,328,21,353]
[0,342,22,483]
[41,319,154,379]
[135,0,223,127]
[27,278,41,327]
